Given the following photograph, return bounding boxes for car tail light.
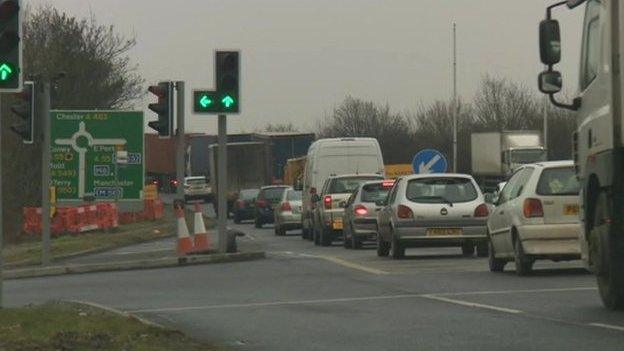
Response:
[324,195,332,209]
[523,198,544,218]
[354,205,369,217]
[474,204,489,218]
[256,199,267,208]
[397,205,413,219]
[171,179,179,187]
[281,201,292,212]
[382,180,396,188]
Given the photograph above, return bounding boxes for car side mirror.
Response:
[539,70,563,94]
[539,19,561,65]
[312,194,321,203]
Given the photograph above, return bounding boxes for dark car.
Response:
[233,189,260,224]
[255,185,291,228]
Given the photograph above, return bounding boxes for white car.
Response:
[487,161,581,275]
[183,176,212,202]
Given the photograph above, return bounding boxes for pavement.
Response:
[5,216,624,350]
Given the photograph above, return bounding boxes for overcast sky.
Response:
[30,0,585,134]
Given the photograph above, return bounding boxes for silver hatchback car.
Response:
[274,189,303,236]
[342,179,395,249]
[377,174,490,259]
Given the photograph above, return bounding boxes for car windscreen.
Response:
[328,177,382,194]
[240,189,259,200]
[287,190,302,201]
[262,187,287,201]
[406,177,478,204]
[511,149,547,164]
[536,167,579,196]
[361,183,392,203]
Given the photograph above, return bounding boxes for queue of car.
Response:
[227,137,583,276]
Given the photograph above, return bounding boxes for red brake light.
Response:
[171,180,179,186]
[397,205,414,219]
[523,198,544,218]
[354,205,369,217]
[474,203,489,218]
[382,180,396,188]
[281,202,292,212]
[324,195,332,209]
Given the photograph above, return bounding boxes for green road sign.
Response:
[50,111,144,201]
[194,90,239,114]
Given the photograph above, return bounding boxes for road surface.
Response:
[5,219,624,350]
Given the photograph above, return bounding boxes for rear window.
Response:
[536,167,579,196]
[406,177,478,204]
[328,176,382,194]
[240,189,259,200]
[287,190,302,201]
[186,178,206,185]
[261,187,287,200]
[361,183,392,203]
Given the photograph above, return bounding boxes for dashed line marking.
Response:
[421,294,523,314]
[588,323,624,332]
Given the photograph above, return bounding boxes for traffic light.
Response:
[0,0,21,91]
[10,80,34,143]
[215,51,239,113]
[147,81,174,137]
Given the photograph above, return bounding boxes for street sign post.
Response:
[412,149,448,174]
[49,111,144,202]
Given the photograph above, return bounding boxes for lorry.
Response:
[283,156,306,188]
[208,141,273,215]
[252,132,315,184]
[537,0,624,309]
[186,133,255,179]
[471,131,547,192]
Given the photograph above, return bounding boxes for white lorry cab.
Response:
[538,0,624,309]
[300,138,385,239]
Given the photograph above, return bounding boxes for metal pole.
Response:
[0,97,4,308]
[543,88,549,158]
[217,114,227,253]
[175,81,185,202]
[114,161,119,204]
[41,82,51,266]
[452,22,458,173]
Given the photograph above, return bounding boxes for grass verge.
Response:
[2,220,176,267]
[0,302,218,351]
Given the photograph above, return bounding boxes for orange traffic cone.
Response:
[192,203,211,253]
[176,206,194,256]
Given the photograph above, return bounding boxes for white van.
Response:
[301,138,385,239]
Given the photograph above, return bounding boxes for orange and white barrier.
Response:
[192,203,210,253]
[175,205,194,256]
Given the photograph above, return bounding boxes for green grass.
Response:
[0,302,218,351]
[2,220,176,266]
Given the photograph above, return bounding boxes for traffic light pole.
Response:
[175,82,185,202]
[217,114,227,253]
[0,98,4,309]
[41,82,51,266]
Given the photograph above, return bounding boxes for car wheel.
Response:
[592,192,624,310]
[461,243,475,256]
[255,218,262,229]
[391,231,405,259]
[234,213,241,224]
[476,241,489,257]
[514,238,533,276]
[320,226,332,247]
[278,226,286,236]
[377,233,390,257]
[488,239,506,272]
[351,232,363,250]
[342,223,351,249]
[313,224,321,246]
[274,225,280,236]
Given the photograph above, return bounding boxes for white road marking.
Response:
[422,295,523,314]
[436,286,597,297]
[315,255,389,275]
[127,294,420,313]
[588,323,624,332]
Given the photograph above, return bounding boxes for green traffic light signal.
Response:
[0,62,13,81]
[222,95,234,108]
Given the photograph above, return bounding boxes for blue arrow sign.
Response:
[412,149,448,174]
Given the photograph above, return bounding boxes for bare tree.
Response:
[260,122,299,133]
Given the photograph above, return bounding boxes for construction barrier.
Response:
[21,197,164,236]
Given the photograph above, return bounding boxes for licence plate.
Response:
[564,204,579,216]
[426,228,462,236]
[333,219,343,230]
